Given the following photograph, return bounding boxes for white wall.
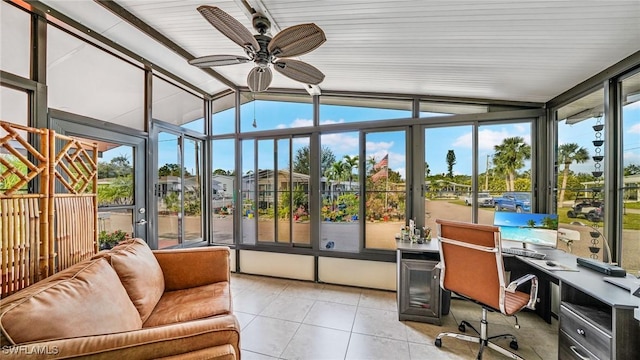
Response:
[239,250,314,281]
[318,257,396,291]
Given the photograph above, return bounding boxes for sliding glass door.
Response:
[155,129,204,248]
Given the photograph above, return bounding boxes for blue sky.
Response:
[102,100,640,180]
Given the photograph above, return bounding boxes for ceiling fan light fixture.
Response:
[268,23,326,58]
[247,67,272,92]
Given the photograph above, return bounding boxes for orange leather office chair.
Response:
[434,219,538,360]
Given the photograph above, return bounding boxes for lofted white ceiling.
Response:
[30,0,640,103]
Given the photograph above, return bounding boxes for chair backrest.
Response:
[436,219,506,311]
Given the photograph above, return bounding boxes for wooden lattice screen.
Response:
[0,120,97,297]
[52,133,98,271]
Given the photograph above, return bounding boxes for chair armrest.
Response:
[0,314,240,360]
[506,273,538,309]
[153,247,230,291]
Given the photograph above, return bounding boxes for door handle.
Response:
[136,219,147,225]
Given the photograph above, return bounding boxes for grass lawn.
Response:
[557,207,640,230]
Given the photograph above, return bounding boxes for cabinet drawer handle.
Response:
[569,345,590,360]
[576,328,585,336]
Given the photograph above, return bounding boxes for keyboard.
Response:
[502,247,546,259]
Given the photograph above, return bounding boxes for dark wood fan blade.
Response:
[274,59,324,85]
[247,67,272,92]
[267,23,326,58]
[197,6,259,51]
[189,55,251,67]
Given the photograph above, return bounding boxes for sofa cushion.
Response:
[108,238,165,323]
[143,281,231,328]
[0,258,142,344]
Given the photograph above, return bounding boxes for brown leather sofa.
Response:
[0,239,240,359]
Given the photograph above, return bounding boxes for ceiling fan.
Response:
[189,5,326,92]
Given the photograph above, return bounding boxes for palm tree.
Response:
[493,137,531,191]
[557,143,589,205]
[342,154,359,190]
[366,156,377,175]
[325,161,346,201]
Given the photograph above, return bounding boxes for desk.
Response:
[513,248,640,360]
[396,241,640,359]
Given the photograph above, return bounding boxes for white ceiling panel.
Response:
[35,1,640,102]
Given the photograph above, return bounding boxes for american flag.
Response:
[373,154,388,170]
[371,168,388,182]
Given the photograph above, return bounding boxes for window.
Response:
[424,126,473,229]
[47,25,145,130]
[212,92,236,135]
[320,132,360,252]
[239,93,312,133]
[364,130,406,250]
[0,2,30,78]
[555,88,607,261]
[620,71,640,274]
[153,76,204,133]
[420,101,487,117]
[320,96,411,124]
[211,139,235,245]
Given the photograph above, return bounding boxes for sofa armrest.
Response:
[0,314,240,360]
[153,247,230,291]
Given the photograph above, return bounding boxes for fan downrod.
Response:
[252,13,270,35]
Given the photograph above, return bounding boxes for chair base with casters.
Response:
[435,306,523,360]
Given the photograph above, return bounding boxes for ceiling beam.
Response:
[94,0,239,91]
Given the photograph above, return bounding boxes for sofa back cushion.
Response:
[108,238,165,323]
[0,258,142,345]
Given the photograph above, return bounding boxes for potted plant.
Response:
[99,229,128,250]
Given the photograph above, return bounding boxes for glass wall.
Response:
[482,121,533,219]
[212,92,236,135]
[424,126,473,230]
[620,71,640,275]
[241,139,256,244]
[211,138,235,245]
[320,131,360,252]
[47,25,145,130]
[364,130,406,250]
[0,2,30,78]
[153,76,204,133]
[320,96,411,124]
[420,101,487,117]
[93,141,135,242]
[239,93,313,133]
[555,88,607,260]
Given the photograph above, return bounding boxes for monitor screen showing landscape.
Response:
[493,212,559,248]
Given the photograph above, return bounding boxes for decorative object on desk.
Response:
[557,227,581,253]
[571,221,613,264]
[423,226,431,240]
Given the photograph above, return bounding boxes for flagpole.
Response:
[384,157,389,211]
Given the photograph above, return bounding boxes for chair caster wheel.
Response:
[510,340,518,350]
[435,338,442,347]
[458,324,466,332]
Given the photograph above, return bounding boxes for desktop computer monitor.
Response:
[493,212,559,248]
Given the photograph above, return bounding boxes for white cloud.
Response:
[453,128,531,151]
[320,118,345,125]
[624,150,640,165]
[628,123,640,134]
[365,140,394,153]
[321,133,358,152]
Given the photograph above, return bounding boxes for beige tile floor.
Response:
[231,273,559,360]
